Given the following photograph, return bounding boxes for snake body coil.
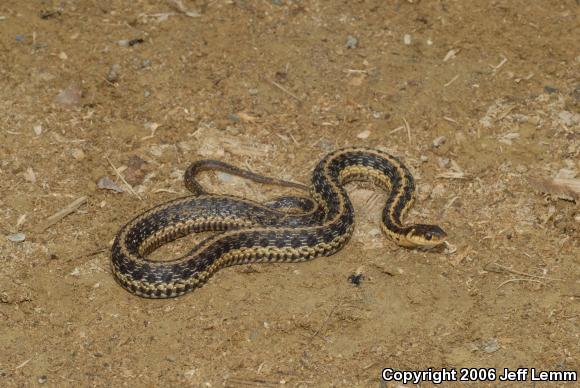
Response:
[112,147,447,298]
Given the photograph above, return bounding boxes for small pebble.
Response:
[142,59,152,68]
[432,135,446,147]
[55,84,82,107]
[437,157,450,168]
[107,64,121,83]
[403,34,411,45]
[38,375,47,384]
[443,48,459,62]
[227,113,240,122]
[483,338,499,353]
[69,268,81,277]
[515,165,528,174]
[420,155,429,162]
[558,110,578,126]
[71,148,85,161]
[543,85,558,94]
[15,34,25,41]
[23,167,36,183]
[217,172,233,182]
[248,88,258,95]
[431,183,446,198]
[97,176,124,193]
[346,35,358,49]
[144,90,151,97]
[33,124,43,136]
[357,130,371,139]
[372,111,382,119]
[7,233,26,242]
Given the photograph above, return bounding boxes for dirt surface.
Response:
[1,1,579,386]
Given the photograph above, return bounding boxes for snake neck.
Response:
[312,147,418,246]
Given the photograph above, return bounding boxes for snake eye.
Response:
[425,232,433,241]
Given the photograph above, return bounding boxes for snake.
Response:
[111,147,447,298]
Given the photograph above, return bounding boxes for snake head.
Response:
[404,224,447,249]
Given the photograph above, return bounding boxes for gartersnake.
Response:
[111,147,447,298]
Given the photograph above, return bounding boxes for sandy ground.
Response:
[0,0,579,386]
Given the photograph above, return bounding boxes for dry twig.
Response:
[106,156,143,200]
[35,196,87,232]
[271,81,301,101]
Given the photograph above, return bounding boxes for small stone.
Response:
[97,176,124,193]
[69,268,81,277]
[431,183,446,198]
[184,368,197,378]
[437,157,450,168]
[38,376,47,384]
[443,48,459,62]
[15,34,25,42]
[418,183,432,201]
[107,64,121,83]
[555,168,576,179]
[346,35,358,49]
[515,165,528,174]
[23,167,36,183]
[216,172,233,182]
[55,83,82,107]
[432,135,446,147]
[58,52,68,60]
[558,111,579,126]
[71,148,85,161]
[403,34,411,45]
[7,233,26,242]
[356,129,371,139]
[33,124,43,136]
[544,85,558,94]
[142,59,152,68]
[227,114,240,122]
[482,338,499,353]
[248,88,258,95]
